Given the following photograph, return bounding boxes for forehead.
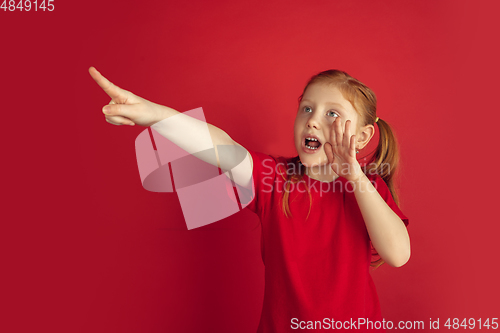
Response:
[301,83,356,114]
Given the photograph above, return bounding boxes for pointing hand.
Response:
[89,67,165,127]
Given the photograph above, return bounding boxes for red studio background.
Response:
[1,0,499,332]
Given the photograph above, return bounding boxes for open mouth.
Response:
[304,137,322,150]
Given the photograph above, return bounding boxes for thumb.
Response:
[103,103,137,120]
[324,142,334,163]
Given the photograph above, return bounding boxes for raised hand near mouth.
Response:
[323,117,364,182]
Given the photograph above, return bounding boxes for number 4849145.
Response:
[444,318,498,330]
[1,0,55,11]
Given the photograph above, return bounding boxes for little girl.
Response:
[89,67,410,332]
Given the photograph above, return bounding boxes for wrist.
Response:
[344,164,365,183]
[349,173,377,195]
[151,104,180,127]
[346,172,367,188]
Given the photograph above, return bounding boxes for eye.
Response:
[327,110,339,118]
[302,106,339,118]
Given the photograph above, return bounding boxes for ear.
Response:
[356,124,375,150]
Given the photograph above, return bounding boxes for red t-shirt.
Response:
[241,149,409,333]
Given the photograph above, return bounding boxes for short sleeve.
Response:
[369,174,409,227]
[237,148,278,218]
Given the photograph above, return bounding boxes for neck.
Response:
[305,164,339,182]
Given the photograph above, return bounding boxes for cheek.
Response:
[293,120,301,137]
[293,116,300,127]
[348,118,358,130]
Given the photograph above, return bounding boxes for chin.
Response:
[299,156,327,168]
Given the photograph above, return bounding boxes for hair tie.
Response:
[375,116,379,123]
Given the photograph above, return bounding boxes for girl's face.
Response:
[294,82,362,176]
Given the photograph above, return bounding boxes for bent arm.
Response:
[351,174,411,267]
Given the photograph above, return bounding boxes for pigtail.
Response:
[365,118,401,206]
[365,118,403,269]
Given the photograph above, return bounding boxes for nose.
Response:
[306,113,321,130]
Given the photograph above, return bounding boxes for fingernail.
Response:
[103,106,110,114]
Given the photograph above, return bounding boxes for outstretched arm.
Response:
[89,67,253,188]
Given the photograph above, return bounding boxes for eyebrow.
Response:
[301,99,346,110]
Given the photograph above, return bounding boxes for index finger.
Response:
[331,116,342,147]
[88,66,122,99]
